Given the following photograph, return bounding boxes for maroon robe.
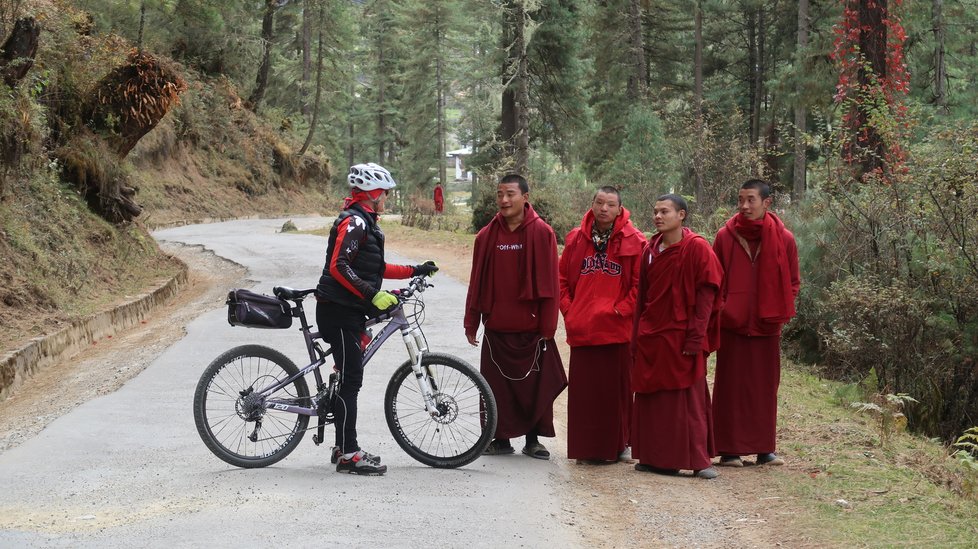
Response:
[631,228,723,470]
[566,344,631,460]
[712,212,800,456]
[632,378,714,471]
[464,203,567,439]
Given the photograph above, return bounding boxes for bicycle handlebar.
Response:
[391,275,433,300]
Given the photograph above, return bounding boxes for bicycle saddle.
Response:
[273,287,316,300]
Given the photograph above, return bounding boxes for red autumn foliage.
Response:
[830,0,910,181]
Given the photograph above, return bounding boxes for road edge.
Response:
[0,260,189,403]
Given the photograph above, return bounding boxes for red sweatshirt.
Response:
[559,207,646,347]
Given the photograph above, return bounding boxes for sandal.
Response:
[522,442,551,460]
[756,453,785,466]
[483,439,515,455]
[634,463,679,475]
[718,455,744,468]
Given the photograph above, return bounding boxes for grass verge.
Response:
[772,364,978,546]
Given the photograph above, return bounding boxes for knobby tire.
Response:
[193,344,310,468]
[384,353,497,468]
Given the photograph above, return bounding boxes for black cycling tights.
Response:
[318,321,365,455]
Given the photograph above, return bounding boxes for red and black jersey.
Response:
[315,203,412,317]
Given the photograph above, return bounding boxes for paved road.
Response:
[0,217,574,548]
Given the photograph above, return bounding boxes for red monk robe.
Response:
[560,207,645,461]
[631,227,723,472]
[433,184,445,213]
[464,203,567,439]
[712,212,800,457]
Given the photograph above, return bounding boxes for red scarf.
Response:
[733,214,764,241]
[343,188,385,210]
[469,202,558,313]
[726,212,796,323]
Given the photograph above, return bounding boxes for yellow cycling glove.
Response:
[371,290,398,310]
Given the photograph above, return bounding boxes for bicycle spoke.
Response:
[194,345,309,468]
[385,355,497,467]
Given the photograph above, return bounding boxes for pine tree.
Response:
[391,0,460,193]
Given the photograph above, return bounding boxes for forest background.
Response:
[1,0,978,519]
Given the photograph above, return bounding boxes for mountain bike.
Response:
[192,275,497,469]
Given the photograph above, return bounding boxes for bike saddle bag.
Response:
[226,289,293,329]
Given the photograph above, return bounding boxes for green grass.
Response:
[771,364,978,546]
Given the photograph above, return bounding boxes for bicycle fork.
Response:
[402,327,440,416]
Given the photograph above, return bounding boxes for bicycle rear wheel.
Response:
[385,353,497,468]
[193,344,310,468]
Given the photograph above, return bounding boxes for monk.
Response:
[632,194,723,479]
[433,182,445,213]
[464,173,568,460]
[560,186,645,463]
[712,179,800,467]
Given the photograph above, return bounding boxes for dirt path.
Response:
[0,228,799,547]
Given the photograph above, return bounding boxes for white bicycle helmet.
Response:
[347,163,396,191]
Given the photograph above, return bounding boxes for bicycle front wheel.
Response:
[385,353,497,468]
[193,344,310,468]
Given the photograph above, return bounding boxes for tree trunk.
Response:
[500,2,517,160]
[932,0,948,111]
[348,80,355,169]
[71,51,187,222]
[1,17,39,174]
[300,0,312,118]
[856,0,887,175]
[436,9,447,186]
[248,0,276,112]
[763,96,780,181]
[626,0,647,100]
[0,16,39,87]
[377,39,387,162]
[757,6,765,145]
[299,0,324,156]
[747,8,758,144]
[136,1,146,53]
[693,1,704,206]
[793,0,809,201]
[514,3,530,176]
[500,0,529,176]
[751,6,765,148]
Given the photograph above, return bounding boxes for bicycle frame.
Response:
[252,283,437,418]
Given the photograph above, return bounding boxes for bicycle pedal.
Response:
[312,434,322,445]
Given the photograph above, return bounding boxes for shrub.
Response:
[790,123,978,442]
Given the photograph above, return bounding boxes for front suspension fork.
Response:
[403,328,439,416]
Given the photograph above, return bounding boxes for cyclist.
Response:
[315,162,438,475]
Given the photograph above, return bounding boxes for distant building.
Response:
[446,147,472,181]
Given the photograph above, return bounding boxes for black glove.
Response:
[413,260,439,277]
